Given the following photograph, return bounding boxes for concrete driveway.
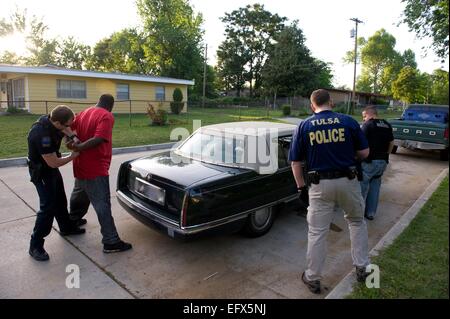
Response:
[0,147,447,299]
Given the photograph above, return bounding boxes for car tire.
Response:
[391,145,398,154]
[439,149,449,161]
[241,206,275,238]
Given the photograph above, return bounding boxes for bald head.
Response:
[362,106,378,122]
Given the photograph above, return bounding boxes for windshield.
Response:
[176,131,246,166]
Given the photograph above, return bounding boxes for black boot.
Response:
[356,266,369,283]
[29,246,49,261]
[301,272,321,294]
[103,240,132,253]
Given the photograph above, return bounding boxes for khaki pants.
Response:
[305,177,369,281]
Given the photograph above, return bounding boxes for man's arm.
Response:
[387,141,395,154]
[72,114,113,152]
[351,119,370,160]
[387,122,395,154]
[291,161,305,188]
[41,152,78,168]
[356,148,370,160]
[72,137,106,152]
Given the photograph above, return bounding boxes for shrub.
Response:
[173,88,183,102]
[147,103,168,125]
[298,107,309,116]
[170,88,184,114]
[170,101,184,114]
[156,109,168,124]
[282,104,291,116]
[372,98,389,105]
[7,106,28,114]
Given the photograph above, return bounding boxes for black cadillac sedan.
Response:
[116,121,302,239]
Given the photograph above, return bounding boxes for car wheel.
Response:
[391,145,398,154]
[439,149,449,161]
[242,206,275,237]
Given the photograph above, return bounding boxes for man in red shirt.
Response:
[67,94,132,253]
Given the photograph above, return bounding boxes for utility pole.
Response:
[349,17,363,114]
[202,45,208,109]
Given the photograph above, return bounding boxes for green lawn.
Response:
[347,176,449,299]
[0,107,284,159]
[0,107,402,159]
[349,109,402,123]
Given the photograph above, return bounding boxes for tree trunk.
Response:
[249,66,253,98]
[273,90,277,109]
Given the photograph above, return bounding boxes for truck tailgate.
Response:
[389,119,448,145]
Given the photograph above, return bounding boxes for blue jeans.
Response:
[360,160,388,218]
[69,176,120,245]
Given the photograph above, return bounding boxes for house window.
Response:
[12,78,25,108]
[57,80,86,99]
[155,86,165,101]
[116,84,130,100]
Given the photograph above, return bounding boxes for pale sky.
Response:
[1,0,448,88]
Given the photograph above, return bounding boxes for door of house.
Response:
[10,78,25,108]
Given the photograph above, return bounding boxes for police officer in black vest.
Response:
[27,105,85,261]
[289,89,371,294]
[360,105,394,220]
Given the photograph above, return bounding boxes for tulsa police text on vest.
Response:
[309,117,345,146]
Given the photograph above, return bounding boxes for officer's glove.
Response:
[297,186,309,213]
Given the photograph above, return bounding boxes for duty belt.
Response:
[307,168,357,185]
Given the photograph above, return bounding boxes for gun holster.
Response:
[27,159,43,184]
[307,171,320,185]
[346,168,357,180]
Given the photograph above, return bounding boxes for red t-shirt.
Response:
[71,106,114,179]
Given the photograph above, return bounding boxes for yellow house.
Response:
[0,64,194,114]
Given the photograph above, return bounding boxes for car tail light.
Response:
[180,193,189,228]
[444,128,449,140]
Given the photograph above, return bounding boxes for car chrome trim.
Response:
[180,193,299,232]
[117,190,299,235]
[117,190,179,227]
[394,139,447,150]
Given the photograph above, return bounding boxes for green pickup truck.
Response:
[389,104,449,161]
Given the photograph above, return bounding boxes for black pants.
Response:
[30,168,74,249]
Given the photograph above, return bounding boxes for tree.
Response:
[218,4,287,97]
[0,8,90,68]
[0,8,59,66]
[216,37,249,96]
[379,49,418,95]
[401,0,449,60]
[430,69,449,104]
[261,23,333,98]
[57,37,91,69]
[24,17,59,66]
[0,51,23,64]
[136,0,204,83]
[392,66,422,103]
[86,29,147,73]
[311,59,334,90]
[190,64,217,99]
[359,29,398,93]
[345,29,419,94]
